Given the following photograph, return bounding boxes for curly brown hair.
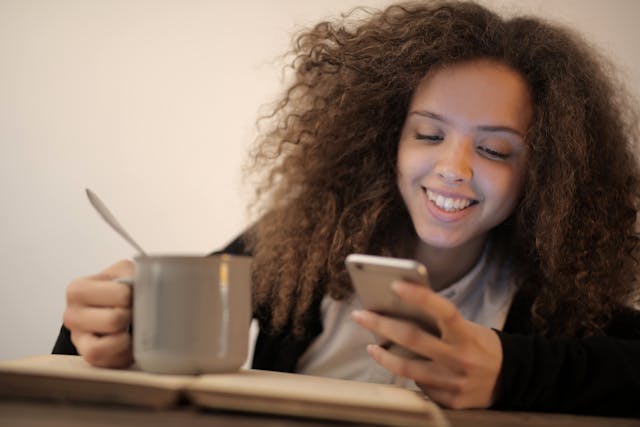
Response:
[244,0,640,338]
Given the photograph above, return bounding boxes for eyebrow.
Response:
[410,110,525,137]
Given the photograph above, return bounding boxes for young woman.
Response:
[54,0,640,416]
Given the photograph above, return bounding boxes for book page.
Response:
[0,355,448,426]
[0,355,192,408]
[191,369,433,412]
[187,369,449,427]
[0,355,192,389]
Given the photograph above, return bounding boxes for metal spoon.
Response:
[85,188,147,256]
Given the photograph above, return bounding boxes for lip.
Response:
[422,187,478,223]
[424,187,478,202]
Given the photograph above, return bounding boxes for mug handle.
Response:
[116,277,134,286]
[115,277,134,334]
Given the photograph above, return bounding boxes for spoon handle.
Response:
[85,188,147,256]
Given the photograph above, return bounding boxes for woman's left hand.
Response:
[351,280,503,409]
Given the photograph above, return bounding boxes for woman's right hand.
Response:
[63,259,134,368]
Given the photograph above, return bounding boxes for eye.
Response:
[477,145,509,160]
[415,133,444,143]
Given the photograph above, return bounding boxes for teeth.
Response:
[426,190,473,212]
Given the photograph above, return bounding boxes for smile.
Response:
[425,189,477,212]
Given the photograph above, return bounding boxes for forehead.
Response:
[409,60,532,132]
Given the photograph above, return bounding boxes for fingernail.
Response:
[391,280,405,293]
[366,344,380,356]
[352,310,378,323]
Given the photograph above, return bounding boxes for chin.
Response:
[416,229,469,250]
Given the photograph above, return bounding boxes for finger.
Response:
[392,281,466,337]
[64,306,131,334]
[352,310,453,362]
[422,388,458,408]
[93,259,135,281]
[424,388,474,410]
[67,277,132,308]
[366,344,460,392]
[72,331,133,368]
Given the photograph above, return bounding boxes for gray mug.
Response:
[123,254,252,374]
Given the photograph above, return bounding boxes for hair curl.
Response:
[244,0,640,338]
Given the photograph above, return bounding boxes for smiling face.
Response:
[397,59,532,254]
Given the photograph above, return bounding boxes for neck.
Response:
[411,235,488,292]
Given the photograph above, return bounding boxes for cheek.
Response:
[396,157,412,200]
[481,165,526,209]
[507,159,528,202]
[397,143,429,182]
[396,146,422,205]
[396,141,409,175]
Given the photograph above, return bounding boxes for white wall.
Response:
[1,0,638,361]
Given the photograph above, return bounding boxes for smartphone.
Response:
[345,253,438,335]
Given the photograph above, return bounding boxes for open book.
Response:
[0,355,448,427]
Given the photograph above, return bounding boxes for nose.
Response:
[433,139,473,184]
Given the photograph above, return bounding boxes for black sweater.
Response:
[53,235,640,417]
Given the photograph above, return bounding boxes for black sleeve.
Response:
[494,328,640,416]
[51,232,250,356]
[209,232,252,257]
[52,325,78,355]
[251,322,322,372]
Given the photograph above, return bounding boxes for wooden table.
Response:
[2,398,639,427]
